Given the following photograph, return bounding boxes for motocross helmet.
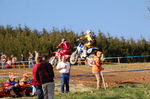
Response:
[85,30,92,35]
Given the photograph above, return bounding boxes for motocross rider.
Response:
[79,30,97,57]
[56,38,71,58]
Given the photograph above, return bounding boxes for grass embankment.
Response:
[56,84,150,99]
[11,84,150,99]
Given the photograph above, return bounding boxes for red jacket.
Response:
[32,63,41,85]
[36,62,54,84]
[57,41,71,50]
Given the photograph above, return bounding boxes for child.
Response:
[4,75,22,97]
[19,73,36,96]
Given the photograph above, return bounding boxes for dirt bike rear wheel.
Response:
[70,51,78,65]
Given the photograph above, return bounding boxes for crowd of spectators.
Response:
[1,50,104,99]
[3,73,35,97]
[0,52,35,69]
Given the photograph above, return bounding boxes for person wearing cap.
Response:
[92,51,104,89]
[79,30,96,57]
[56,55,71,93]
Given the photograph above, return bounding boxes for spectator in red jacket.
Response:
[32,56,44,99]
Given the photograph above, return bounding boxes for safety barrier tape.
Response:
[0,68,149,87]
[0,60,35,64]
[67,68,150,81]
[105,55,150,59]
[0,68,150,78]
[0,54,149,65]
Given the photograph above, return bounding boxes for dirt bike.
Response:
[49,49,70,67]
[69,41,98,66]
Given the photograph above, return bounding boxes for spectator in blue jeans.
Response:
[34,85,44,99]
[56,56,71,93]
[28,52,34,68]
[1,55,6,69]
[1,61,6,69]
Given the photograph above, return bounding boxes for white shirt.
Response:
[56,61,70,74]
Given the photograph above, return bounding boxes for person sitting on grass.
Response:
[4,74,22,97]
[19,73,36,96]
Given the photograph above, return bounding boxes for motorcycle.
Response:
[70,41,98,66]
[49,49,70,67]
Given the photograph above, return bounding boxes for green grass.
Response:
[8,84,150,99]
[1,64,150,99]
[55,84,150,99]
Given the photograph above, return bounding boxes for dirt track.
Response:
[68,64,150,86]
[0,63,150,88]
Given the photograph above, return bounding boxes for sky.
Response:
[0,0,150,40]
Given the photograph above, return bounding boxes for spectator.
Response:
[0,52,6,59]
[19,73,36,96]
[11,55,17,68]
[32,56,44,99]
[56,56,71,93]
[92,51,104,90]
[1,55,6,69]
[4,75,22,97]
[5,57,12,69]
[28,52,34,68]
[36,55,55,99]
[21,54,25,66]
[34,51,39,62]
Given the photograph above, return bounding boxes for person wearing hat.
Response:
[92,51,104,89]
[19,73,30,87]
[19,73,36,96]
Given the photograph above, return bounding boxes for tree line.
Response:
[0,25,150,63]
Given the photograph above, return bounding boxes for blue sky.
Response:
[0,0,150,40]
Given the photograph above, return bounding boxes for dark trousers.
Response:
[60,73,70,93]
[34,85,44,99]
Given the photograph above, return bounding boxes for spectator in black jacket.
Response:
[36,55,55,99]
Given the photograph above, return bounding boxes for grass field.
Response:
[1,63,150,99]
[3,84,150,99]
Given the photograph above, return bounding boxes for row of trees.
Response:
[0,25,150,62]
